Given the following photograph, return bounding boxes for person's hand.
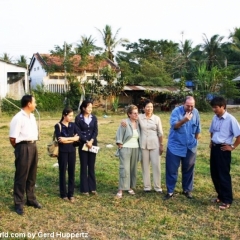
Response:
[209,141,212,148]
[117,143,123,149]
[220,144,233,151]
[159,145,163,155]
[58,137,66,143]
[86,140,93,148]
[73,134,79,141]
[121,120,127,127]
[184,112,193,122]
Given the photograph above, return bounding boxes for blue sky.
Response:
[0,0,239,62]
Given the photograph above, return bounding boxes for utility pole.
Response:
[64,41,67,92]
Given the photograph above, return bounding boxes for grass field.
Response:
[0,109,240,240]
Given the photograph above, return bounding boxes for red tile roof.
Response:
[32,53,120,73]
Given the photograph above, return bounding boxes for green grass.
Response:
[0,109,240,240]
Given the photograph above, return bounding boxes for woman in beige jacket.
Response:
[139,99,163,193]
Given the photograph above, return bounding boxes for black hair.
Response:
[210,96,226,109]
[142,99,153,108]
[60,107,73,122]
[21,95,33,108]
[80,100,93,114]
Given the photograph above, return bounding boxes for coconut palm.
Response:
[0,52,12,63]
[75,35,102,67]
[229,27,240,54]
[200,34,225,70]
[96,24,129,61]
[16,55,28,68]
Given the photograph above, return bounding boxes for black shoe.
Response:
[15,205,24,215]
[27,201,42,209]
[164,193,173,200]
[144,190,151,193]
[156,190,163,194]
[182,191,193,199]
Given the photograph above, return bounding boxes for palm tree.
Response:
[0,52,12,63]
[16,55,28,68]
[96,24,129,61]
[229,27,240,54]
[75,35,102,67]
[201,34,225,70]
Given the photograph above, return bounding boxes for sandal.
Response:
[116,192,122,198]
[211,198,221,203]
[219,203,231,210]
[128,189,135,195]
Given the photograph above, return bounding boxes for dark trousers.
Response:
[210,144,232,204]
[14,142,38,205]
[58,151,76,198]
[79,149,96,193]
[166,148,196,193]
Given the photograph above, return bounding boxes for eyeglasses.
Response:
[131,112,139,115]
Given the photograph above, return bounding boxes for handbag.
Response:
[47,123,61,157]
[82,143,100,154]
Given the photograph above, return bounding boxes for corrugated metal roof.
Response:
[123,85,190,93]
[233,76,240,81]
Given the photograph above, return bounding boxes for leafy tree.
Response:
[194,63,238,100]
[50,42,75,73]
[92,66,126,112]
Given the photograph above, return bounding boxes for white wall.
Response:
[0,61,28,98]
[30,59,47,88]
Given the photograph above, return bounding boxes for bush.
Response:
[32,90,65,111]
[1,98,21,113]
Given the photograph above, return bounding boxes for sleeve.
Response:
[74,115,86,142]
[54,123,61,139]
[231,116,240,137]
[170,108,180,128]
[90,116,98,141]
[156,116,163,137]
[195,111,201,134]
[209,117,214,133]
[9,116,21,138]
[116,125,126,144]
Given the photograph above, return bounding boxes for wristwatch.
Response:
[231,144,235,149]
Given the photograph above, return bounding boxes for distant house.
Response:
[28,53,120,93]
[0,60,28,99]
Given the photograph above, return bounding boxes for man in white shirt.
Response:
[9,95,42,215]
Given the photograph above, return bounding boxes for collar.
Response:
[217,111,227,120]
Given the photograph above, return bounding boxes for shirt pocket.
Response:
[192,124,197,134]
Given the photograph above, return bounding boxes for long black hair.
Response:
[60,107,73,122]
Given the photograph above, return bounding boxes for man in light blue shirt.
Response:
[209,96,240,210]
[164,96,201,200]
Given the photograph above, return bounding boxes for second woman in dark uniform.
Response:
[75,100,98,195]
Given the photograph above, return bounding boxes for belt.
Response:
[18,140,36,144]
[212,142,223,147]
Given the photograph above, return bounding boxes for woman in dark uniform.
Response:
[75,100,98,195]
[55,108,79,202]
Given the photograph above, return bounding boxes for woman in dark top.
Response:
[75,100,98,195]
[55,108,79,202]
